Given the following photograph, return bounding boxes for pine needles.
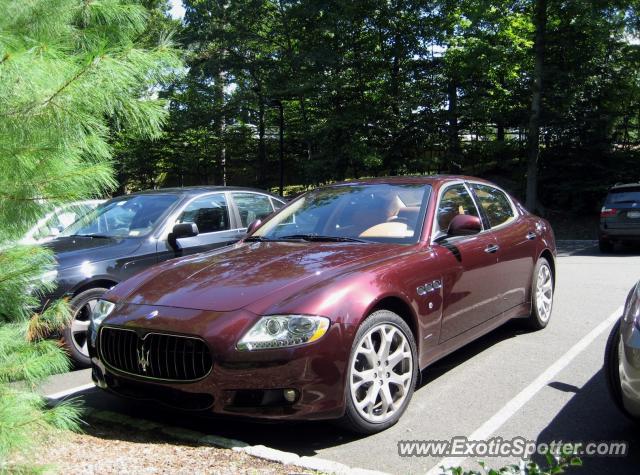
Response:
[0,0,181,466]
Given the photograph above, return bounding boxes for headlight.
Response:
[623,283,640,327]
[91,299,115,328]
[237,315,330,351]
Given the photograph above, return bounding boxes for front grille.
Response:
[99,327,213,382]
[107,376,215,411]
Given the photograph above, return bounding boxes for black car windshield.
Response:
[61,194,179,238]
[607,187,640,205]
[253,183,431,244]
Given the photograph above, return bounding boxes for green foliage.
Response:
[114,0,640,213]
[0,0,181,465]
[0,385,82,463]
[443,450,582,475]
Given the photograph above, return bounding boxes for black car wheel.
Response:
[339,310,418,434]
[62,287,108,367]
[599,238,614,253]
[604,318,639,422]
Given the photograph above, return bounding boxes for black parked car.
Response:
[599,183,640,253]
[45,186,285,366]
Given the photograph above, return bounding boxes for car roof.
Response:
[609,182,640,191]
[328,175,495,187]
[112,186,283,199]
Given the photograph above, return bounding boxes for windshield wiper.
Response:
[277,234,368,243]
[244,235,271,242]
[70,234,111,239]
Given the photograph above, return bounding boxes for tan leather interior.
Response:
[359,221,414,238]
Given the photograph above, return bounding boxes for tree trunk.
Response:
[388,30,403,174]
[214,69,226,186]
[257,99,267,187]
[447,78,461,172]
[525,0,547,211]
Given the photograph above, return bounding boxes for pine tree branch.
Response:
[1,56,102,118]
[40,57,101,110]
[0,163,110,202]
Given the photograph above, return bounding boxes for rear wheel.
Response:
[62,287,107,367]
[339,310,418,434]
[599,239,614,253]
[526,258,554,330]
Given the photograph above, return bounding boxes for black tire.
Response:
[599,239,614,253]
[604,318,639,423]
[62,287,108,368]
[525,257,554,330]
[338,310,418,435]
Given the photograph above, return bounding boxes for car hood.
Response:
[119,241,398,312]
[44,235,140,270]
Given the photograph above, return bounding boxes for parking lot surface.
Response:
[45,242,640,474]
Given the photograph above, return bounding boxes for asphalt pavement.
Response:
[42,241,640,474]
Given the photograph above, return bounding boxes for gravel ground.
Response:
[9,419,315,475]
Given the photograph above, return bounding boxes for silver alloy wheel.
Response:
[349,323,413,423]
[536,263,553,323]
[71,298,98,358]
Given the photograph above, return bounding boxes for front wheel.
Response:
[604,318,640,423]
[526,258,554,330]
[62,287,108,367]
[339,310,418,434]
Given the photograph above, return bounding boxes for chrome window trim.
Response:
[430,180,485,244]
[230,191,285,230]
[98,325,213,383]
[466,181,520,231]
[155,191,241,240]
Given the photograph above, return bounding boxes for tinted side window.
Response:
[233,193,275,227]
[436,184,480,235]
[177,194,230,233]
[471,184,515,228]
[271,197,285,210]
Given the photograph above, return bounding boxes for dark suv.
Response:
[45,186,285,365]
[600,183,640,253]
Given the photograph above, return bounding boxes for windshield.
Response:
[62,194,179,238]
[253,183,431,244]
[607,187,640,205]
[31,202,98,241]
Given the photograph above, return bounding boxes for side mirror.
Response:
[170,222,198,239]
[447,214,482,237]
[168,222,199,251]
[172,222,199,239]
[246,219,262,235]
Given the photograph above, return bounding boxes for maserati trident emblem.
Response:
[137,343,151,372]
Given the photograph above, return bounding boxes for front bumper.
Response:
[617,317,640,418]
[89,305,355,421]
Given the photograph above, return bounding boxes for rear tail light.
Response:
[601,207,617,218]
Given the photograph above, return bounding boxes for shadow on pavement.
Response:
[536,369,639,474]
[71,320,528,457]
[556,240,640,257]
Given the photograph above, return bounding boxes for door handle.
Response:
[484,244,500,254]
[526,232,537,240]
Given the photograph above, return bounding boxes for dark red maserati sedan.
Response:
[88,176,556,434]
